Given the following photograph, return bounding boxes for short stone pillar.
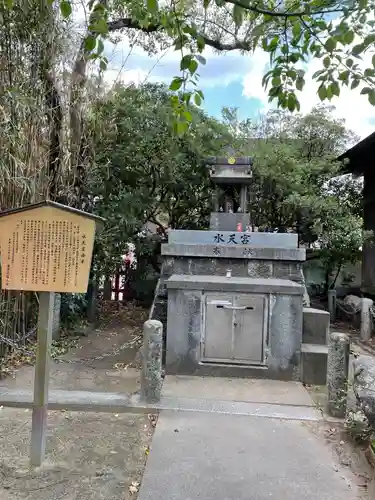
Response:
[141,320,163,403]
[87,280,99,323]
[328,289,337,323]
[360,297,373,342]
[327,332,350,418]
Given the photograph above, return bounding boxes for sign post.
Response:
[0,200,104,466]
[30,291,55,466]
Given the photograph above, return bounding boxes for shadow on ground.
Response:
[0,304,154,500]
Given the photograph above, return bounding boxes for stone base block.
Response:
[301,344,328,385]
[303,308,330,345]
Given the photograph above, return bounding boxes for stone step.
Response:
[301,343,328,386]
[303,307,330,345]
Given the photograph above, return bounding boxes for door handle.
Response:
[223,305,254,310]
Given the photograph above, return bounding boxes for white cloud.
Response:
[104,39,252,89]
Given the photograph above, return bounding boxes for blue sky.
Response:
[102,36,375,142]
[202,81,262,120]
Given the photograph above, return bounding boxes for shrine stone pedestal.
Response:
[149,155,315,381]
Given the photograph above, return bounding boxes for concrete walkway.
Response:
[138,376,366,500]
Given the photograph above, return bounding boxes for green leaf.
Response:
[97,38,104,55]
[364,34,375,46]
[312,69,325,79]
[287,94,296,112]
[180,55,192,71]
[189,59,198,74]
[324,37,337,52]
[169,78,183,91]
[372,54,375,68]
[272,76,281,86]
[330,81,340,97]
[174,36,186,50]
[344,31,354,44]
[90,18,108,34]
[292,22,301,39]
[60,0,72,18]
[352,43,365,56]
[85,35,96,52]
[346,58,353,68]
[99,59,107,71]
[196,35,205,51]
[338,70,349,81]
[323,56,330,68]
[364,68,375,77]
[296,77,304,91]
[290,53,300,63]
[368,90,375,105]
[269,36,279,51]
[183,110,192,121]
[360,86,372,95]
[147,0,158,13]
[194,93,202,106]
[203,0,211,7]
[175,120,188,136]
[233,4,243,27]
[351,79,360,89]
[318,84,327,100]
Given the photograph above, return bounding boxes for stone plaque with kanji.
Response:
[0,201,103,293]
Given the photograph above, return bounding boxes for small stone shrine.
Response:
[150,155,325,381]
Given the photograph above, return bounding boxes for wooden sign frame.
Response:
[0,200,105,466]
[0,200,104,293]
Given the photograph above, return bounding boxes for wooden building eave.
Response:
[338,131,375,176]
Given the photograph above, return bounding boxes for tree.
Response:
[51,0,375,125]
[232,105,366,291]
[88,82,233,276]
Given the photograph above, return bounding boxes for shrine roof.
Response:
[337,131,375,176]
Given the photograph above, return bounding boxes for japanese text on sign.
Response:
[213,233,251,245]
[0,208,96,293]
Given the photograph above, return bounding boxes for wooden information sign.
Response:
[0,201,104,293]
[0,201,104,467]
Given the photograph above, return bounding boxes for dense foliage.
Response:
[223,105,364,288]
[86,82,364,291]
[88,83,232,276]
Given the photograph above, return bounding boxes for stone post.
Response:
[141,320,163,403]
[360,297,373,342]
[327,332,350,418]
[87,279,99,323]
[328,289,337,323]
